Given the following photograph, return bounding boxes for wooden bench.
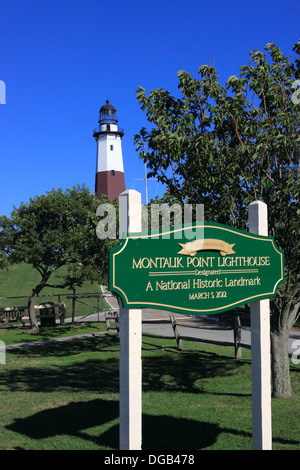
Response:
[0,302,66,326]
[0,306,28,326]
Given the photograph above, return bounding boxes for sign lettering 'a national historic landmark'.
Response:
[109,222,284,315]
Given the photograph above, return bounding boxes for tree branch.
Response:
[45,282,71,290]
[263,169,275,183]
[229,113,245,148]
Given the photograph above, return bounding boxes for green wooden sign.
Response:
[109,223,284,315]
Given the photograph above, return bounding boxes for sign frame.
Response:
[109,221,284,315]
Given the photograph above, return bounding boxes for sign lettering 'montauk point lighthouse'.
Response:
[93,100,125,200]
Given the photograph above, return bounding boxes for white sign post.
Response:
[249,201,272,450]
[119,190,142,450]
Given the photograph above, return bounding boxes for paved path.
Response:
[76,290,300,354]
[101,290,300,352]
[3,290,299,354]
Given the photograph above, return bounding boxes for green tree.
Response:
[0,185,117,330]
[135,41,300,398]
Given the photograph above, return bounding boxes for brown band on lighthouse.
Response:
[95,170,125,201]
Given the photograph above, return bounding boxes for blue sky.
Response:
[0,0,299,215]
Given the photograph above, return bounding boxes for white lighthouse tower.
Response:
[93,100,126,200]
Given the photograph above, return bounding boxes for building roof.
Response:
[100,100,116,113]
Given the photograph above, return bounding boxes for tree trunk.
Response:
[270,279,300,398]
[270,328,293,398]
[27,269,54,331]
[233,312,242,359]
[28,293,39,331]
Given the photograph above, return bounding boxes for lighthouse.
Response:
[93,100,126,200]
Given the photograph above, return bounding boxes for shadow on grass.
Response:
[6,397,300,450]
[7,398,119,449]
[3,335,250,395]
[1,358,120,394]
[6,398,222,449]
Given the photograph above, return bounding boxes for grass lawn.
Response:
[0,326,299,450]
[0,322,107,346]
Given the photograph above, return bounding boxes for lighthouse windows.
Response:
[110,145,114,151]
[111,170,115,176]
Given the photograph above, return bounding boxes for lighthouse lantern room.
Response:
[93,100,126,200]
